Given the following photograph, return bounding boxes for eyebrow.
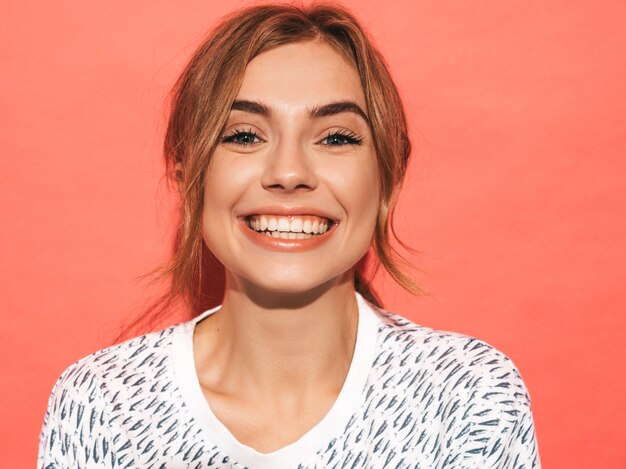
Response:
[230,99,370,125]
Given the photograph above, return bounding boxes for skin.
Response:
[194,39,380,453]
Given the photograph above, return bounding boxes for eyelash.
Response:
[220,128,364,147]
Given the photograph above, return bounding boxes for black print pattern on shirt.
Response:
[38,308,540,468]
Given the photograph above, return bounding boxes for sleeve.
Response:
[37,360,116,469]
[463,348,541,468]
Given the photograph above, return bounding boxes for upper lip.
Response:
[238,206,339,223]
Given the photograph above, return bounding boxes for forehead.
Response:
[236,40,367,111]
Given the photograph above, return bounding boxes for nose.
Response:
[261,139,318,193]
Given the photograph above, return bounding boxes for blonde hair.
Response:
[117,2,425,341]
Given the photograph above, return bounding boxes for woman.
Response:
[38,3,540,468]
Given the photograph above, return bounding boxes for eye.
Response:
[320,129,363,146]
[221,128,263,146]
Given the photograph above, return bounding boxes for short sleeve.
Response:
[37,360,115,468]
[491,396,540,467]
[463,349,541,468]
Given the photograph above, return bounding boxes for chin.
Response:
[252,276,329,294]
[239,267,352,297]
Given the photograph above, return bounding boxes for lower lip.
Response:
[239,220,337,252]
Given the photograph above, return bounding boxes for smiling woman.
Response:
[38,3,540,468]
[202,40,380,297]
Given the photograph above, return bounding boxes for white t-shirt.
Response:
[38,293,540,468]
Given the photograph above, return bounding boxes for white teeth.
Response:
[247,215,334,238]
[259,228,315,239]
[303,219,312,233]
[290,218,302,233]
[277,218,290,232]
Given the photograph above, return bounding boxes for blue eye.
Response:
[221,128,363,147]
[321,130,363,146]
[221,129,262,146]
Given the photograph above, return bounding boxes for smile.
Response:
[240,214,338,251]
[244,215,334,239]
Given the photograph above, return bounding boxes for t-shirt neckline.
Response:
[170,292,381,469]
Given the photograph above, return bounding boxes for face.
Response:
[202,40,380,295]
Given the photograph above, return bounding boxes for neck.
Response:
[193,272,359,401]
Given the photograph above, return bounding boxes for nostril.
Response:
[264,182,315,192]
[261,157,318,192]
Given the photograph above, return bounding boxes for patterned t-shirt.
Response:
[38,293,540,468]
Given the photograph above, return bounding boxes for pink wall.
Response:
[2,1,625,466]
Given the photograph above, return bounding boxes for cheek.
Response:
[344,156,379,213]
[201,155,255,249]
[327,153,380,235]
[202,154,256,213]
[202,170,227,230]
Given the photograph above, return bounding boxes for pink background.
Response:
[2,1,625,466]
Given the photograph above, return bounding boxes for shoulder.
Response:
[43,324,180,424]
[371,307,531,404]
[53,326,177,394]
[368,307,539,464]
[38,325,181,466]
[360,307,540,464]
